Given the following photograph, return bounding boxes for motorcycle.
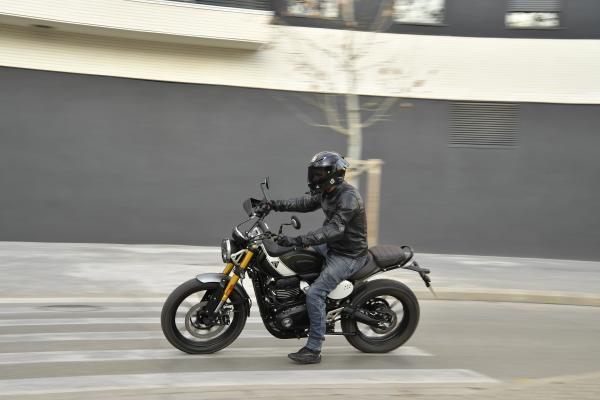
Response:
[161,178,433,354]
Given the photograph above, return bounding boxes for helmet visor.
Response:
[308,166,331,186]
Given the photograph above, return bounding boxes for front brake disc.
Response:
[184,301,227,339]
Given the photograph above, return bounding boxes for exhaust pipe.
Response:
[342,307,382,327]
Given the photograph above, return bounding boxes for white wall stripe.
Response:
[0,0,272,49]
[0,346,432,364]
[0,369,498,395]
[1,22,599,104]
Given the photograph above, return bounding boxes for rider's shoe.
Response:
[288,346,321,364]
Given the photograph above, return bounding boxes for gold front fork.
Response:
[214,250,254,312]
[222,262,234,276]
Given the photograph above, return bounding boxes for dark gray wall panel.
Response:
[0,67,345,246]
[363,100,600,260]
[1,67,599,260]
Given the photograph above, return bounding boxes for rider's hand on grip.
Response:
[254,200,273,216]
[277,235,302,248]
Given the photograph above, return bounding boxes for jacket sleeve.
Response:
[298,193,358,247]
[272,195,321,213]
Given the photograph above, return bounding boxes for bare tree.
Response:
[274,0,427,187]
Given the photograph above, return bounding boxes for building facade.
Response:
[1,0,599,259]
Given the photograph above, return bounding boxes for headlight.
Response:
[221,238,232,263]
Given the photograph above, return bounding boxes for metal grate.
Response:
[507,0,561,12]
[450,102,518,148]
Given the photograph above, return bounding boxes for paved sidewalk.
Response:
[397,252,600,306]
[0,241,599,306]
[17,371,600,400]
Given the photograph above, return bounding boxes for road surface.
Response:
[0,299,598,399]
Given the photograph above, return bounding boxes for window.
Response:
[394,0,445,25]
[286,0,339,18]
[506,0,561,29]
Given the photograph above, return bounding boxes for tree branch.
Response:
[361,97,398,129]
[368,0,396,33]
[296,93,323,109]
[273,94,349,136]
[322,94,348,134]
[358,54,401,72]
[273,21,341,62]
[295,93,349,135]
[353,0,396,61]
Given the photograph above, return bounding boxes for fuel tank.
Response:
[259,248,323,277]
[280,249,323,275]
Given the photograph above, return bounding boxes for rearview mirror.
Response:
[260,177,270,201]
[242,198,253,217]
[290,215,301,230]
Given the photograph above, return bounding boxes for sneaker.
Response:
[288,346,321,364]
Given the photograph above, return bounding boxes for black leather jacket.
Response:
[272,182,368,258]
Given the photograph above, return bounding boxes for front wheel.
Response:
[342,279,420,353]
[161,279,248,354]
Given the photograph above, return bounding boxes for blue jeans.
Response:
[305,244,367,351]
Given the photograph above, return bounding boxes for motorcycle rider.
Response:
[257,151,368,364]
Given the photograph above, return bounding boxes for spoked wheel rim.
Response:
[356,295,407,340]
[175,289,235,344]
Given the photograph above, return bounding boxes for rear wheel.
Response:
[161,279,248,354]
[342,279,420,353]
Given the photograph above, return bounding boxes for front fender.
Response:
[195,273,251,315]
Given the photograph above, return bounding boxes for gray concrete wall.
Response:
[1,67,599,260]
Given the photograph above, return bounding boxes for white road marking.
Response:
[0,296,260,305]
[0,330,274,342]
[0,298,167,304]
[0,307,164,316]
[0,346,432,364]
[101,247,220,254]
[0,318,160,326]
[0,331,165,342]
[0,317,264,325]
[0,369,498,396]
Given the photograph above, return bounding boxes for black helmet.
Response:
[307,151,350,195]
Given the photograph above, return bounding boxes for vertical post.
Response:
[366,159,383,246]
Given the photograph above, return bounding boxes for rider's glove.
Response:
[277,235,303,248]
[254,200,274,216]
